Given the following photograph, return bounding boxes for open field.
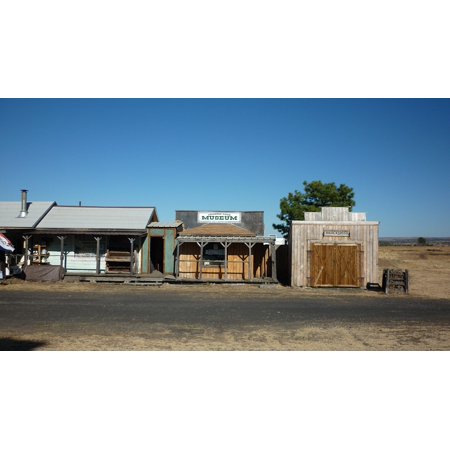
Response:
[2,244,450,299]
[378,245,450,299]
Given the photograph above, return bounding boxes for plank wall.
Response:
[178,243,270,280]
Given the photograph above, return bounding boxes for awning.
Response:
[0,233,14,252]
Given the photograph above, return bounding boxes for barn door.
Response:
[311,243,361,287]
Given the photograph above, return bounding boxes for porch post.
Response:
[128,238,135,275]
[224,241,230,280]
[57,236,66,270]
[22,235,31,266]
[271,242,278,283]
[245,241,255,281]
[175,240,181,277]
[198,240,204,280]
[94,236,102,274]
[248,242,252,281]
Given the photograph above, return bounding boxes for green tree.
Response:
[417,237,427,245]
[273,180,356,237]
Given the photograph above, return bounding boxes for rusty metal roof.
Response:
[148,221,183,229]
[178,223,256,237]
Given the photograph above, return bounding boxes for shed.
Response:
[290,207,379,288]
[143,221,184,275]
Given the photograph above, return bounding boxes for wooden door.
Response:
[310,243,361,287]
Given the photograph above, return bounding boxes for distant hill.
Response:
[379,237,450,246]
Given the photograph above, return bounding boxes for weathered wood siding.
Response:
[290,221,379,287]
[164,229,176,274]
[178,243,270,280]
[141,235,149,273]
[146,228,178,275]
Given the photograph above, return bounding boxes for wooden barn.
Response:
[174,211,277,282]
[290,207,379,288]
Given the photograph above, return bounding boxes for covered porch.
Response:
[175,232,277,283]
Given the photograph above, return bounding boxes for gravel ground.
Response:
[1,283,449,350]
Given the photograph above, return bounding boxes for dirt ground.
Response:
[3,323,449,351]
[0,246,449,350]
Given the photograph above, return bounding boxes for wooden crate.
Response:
[105,250,131,273]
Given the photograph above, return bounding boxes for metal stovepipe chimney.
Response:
[19,189,28,217]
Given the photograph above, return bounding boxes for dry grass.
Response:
[4,323,450,350]
[2,245,450,299]
[378,245,450,299]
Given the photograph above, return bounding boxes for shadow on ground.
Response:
[0,337,47,351]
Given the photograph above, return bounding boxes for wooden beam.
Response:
[175,240,182,278]
[94,236,102,274]
[128,238,135,275]
[197,241,205,280]
[245,242,256,281]
[224,241,231,280]
[271,243,278,282]
[22,235,31,267]
[57,236,66,271]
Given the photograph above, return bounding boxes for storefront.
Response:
[32,205,158,274]
[174,211,277,282]
[0,190,159,276]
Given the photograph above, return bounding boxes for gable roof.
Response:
[36,206,157,232]
[0,202,55,229]
[179,223,256,237]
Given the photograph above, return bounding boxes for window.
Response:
[203,243,225,266]
[74,236,106,257]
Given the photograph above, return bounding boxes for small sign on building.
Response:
[323,230,351,237]
[198,212,242,223]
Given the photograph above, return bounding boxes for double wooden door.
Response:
[310,243,362,287]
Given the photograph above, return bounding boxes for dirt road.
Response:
[1,284,449,350]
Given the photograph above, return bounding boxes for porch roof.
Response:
[179,223,255,237]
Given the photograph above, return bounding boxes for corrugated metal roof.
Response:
[179,224,255,237]
[36,206,156,231]
[148,221,183,228]
[0,202,55,228]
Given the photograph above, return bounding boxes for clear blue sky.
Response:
[1,99,449,237]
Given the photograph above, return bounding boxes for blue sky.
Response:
[0,98,449,237]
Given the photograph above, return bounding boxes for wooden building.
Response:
[175,211,277,282]
[32,205,158,275]
[290,207,379,288]
[0,190,159,276]
[142,221,183,275]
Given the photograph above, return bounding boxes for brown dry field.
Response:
[378,245,450,299]
[2,245,449,299]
